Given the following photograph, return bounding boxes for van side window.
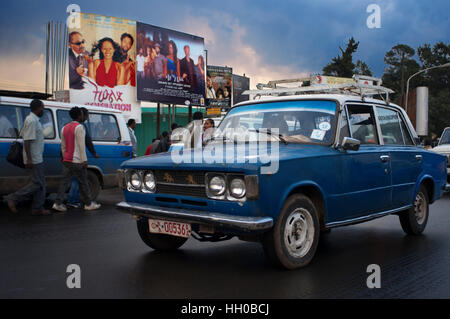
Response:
[376,107,404,145]
[56,110,72,135]
[0,105,19,138]
[88,113,120,142]
[21,107,56,139]
[347,105,379,145]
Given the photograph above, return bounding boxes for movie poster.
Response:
[68,13,141,122]
[206,65,232,111]
[136,22,206,106]
[232,74,250,106]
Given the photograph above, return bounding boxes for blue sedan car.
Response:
[117,92,447,269]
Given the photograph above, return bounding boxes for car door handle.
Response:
[380,155,390,162]
[416,155,423,161]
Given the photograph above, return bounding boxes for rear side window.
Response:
[400,116,414,146]
[339,108,350,144]
[0,105,19,138]
[347,104,379,145]
[376,107,404,145]
[21,107,56,139]
[87,113,120,142]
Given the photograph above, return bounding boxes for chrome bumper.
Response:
[116,201,273,232]
[445,184,450,192]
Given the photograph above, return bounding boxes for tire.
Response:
[87,170,101,200]
[137,218,188,251]
[399,184,429,235]
[262,194,320,269]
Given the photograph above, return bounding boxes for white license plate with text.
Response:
[148,219,192,238]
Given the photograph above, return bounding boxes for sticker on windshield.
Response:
[311,129,326,140]
[318,122,331,131]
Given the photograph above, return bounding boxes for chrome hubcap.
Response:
[284,208,315,258]
[414,192,427,225]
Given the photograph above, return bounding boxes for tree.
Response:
[354,60,373,76]
[417,42,450,92]
[323,37,359,77]
[417,42,450,138]
[382,44,420,103]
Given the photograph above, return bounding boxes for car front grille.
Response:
[154,170,207,198]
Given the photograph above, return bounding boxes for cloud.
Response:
[180,11,311,88]
[32,54,45,66]
[0,53,46,91]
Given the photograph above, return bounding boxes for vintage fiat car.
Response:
[117,81,447,269]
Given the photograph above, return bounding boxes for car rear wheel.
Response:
[262,194,320,269]
[399,184,429,235]
[137,218,188,251]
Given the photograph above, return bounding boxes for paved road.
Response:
[1,188,449,299]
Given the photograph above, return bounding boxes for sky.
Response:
[0,0,449,92]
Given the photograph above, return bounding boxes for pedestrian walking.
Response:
[5,99,51,215]
[52,107,101,212]
[191,111,204,149]
[66,107,99,208]
[128,118,137,157]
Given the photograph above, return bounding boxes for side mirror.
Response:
[342,137,361,151]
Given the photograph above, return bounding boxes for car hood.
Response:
[432,144,450,154]
[121,143,335,173]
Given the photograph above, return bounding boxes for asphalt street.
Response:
[1,188,449,299]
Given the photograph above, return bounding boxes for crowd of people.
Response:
[5,100,101,215]
[3,99,215,216]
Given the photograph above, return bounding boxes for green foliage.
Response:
[354,60,373,76]
[323,37,360,77]
[382,44,420,102]
[429,90,450,139]
[417,42,450,138]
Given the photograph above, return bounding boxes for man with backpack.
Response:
[5,99,51,216]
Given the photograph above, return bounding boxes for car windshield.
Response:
[213,100,337,144]
[439,129,450,145]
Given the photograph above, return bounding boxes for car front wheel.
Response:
[399,184,429,235]
[137,218,188,251]
[262,194,320,269]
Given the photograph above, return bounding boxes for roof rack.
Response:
[243,75,395,104]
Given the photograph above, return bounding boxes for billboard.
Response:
[232,74,250,106]
[68,13,141,122]
[136,22,206,106]
[206,65,232,111]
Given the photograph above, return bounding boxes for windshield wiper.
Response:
[249,129,289,145]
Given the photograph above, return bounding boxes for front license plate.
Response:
[148,218,191,238]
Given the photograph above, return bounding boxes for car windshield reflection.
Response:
[213,100,337,144]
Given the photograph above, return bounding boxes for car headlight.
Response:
[229,178,246,198]
[130,171,142,190]
[209,176,226,196]
[143,171,156,192]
